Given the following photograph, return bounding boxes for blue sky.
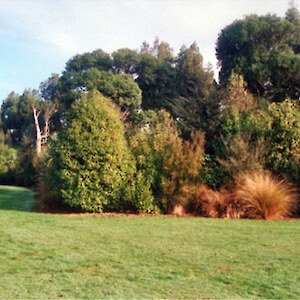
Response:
[0,0,297,101]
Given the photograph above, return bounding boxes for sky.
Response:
[0,0,298,101]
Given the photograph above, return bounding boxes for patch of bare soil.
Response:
[48,212,195,218]
[46,204,194,218]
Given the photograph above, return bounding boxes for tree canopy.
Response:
[216,13,300,101]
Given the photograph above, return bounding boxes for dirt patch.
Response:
[47,211,194,218]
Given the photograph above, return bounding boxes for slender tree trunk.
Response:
[32,102,56,157]
[32,106,42,157]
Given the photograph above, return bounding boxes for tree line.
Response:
[0,6,299,217]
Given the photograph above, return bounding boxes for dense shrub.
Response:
[265,99,300,185]
[130,110,205,213]
[207,107,271,187]
[0,142,18,184]
[43,90,136,212]
[128,170,156,213]
[208,96,300,192]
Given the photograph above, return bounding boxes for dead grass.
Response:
[193,185,244,218]
[185,171,297,220]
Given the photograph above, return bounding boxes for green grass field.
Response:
[0,185,299,299]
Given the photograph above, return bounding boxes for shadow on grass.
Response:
[0,185,35,212]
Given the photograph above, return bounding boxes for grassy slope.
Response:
[0,185,299,299]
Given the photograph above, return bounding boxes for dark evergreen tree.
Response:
[216,14,300,101]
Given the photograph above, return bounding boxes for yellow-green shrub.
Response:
[43,90,136,212]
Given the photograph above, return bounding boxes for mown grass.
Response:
[0,185,299,299]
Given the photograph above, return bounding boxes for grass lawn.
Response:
[0,185,299,299]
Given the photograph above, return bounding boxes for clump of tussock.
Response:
[235,171,297,219]
[186,185,244,219]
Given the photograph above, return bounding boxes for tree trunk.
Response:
[32,106,42,157]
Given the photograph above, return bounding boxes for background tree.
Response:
[1,90,40,146]
[65,49,112,73]
[285,1,300,53]
[166,43,216,137]
[176,42,212,99]
[112,48,140,75]
[58,68,142,119]
[136,52,177,110]
[216,13,300,101]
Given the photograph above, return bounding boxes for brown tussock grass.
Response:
[186,185,244,219]
[235,171,297,220]
[199,186,244,219]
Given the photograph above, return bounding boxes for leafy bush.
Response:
[265,99,300,185]
[130,110,205,213]
[128,170,156,213]
[0,142,18,184]
[43,90,135,212]
[235,171,297,219]
[210,98,299,187]
[207,107,271,187]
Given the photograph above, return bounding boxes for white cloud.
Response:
[0,0,298,99]
[0,0,294,57]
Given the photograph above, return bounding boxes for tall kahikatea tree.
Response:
[285,2,300,53]
[165,42,216,137]
[216,13,300,101]
[176,42,213,99]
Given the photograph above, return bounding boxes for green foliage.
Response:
[130,110,204,212]
[59,68,142,117]
[285,3,300,53]
[82,69,142,111]
[136,53,177,110]
[207,102,272,187]
[65,49,112,72]
[45,90,135,212]
[1,90,40,145]
[128,170,156,213]
[40,73,60,101]
[176,42,214,99]
[0,140,18,183]
[208,94,299,191]
[265,99,300,184]
[56,39,216,137]
[112,48,140,74]
[212,108,270,160]
[216,14,300,101]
